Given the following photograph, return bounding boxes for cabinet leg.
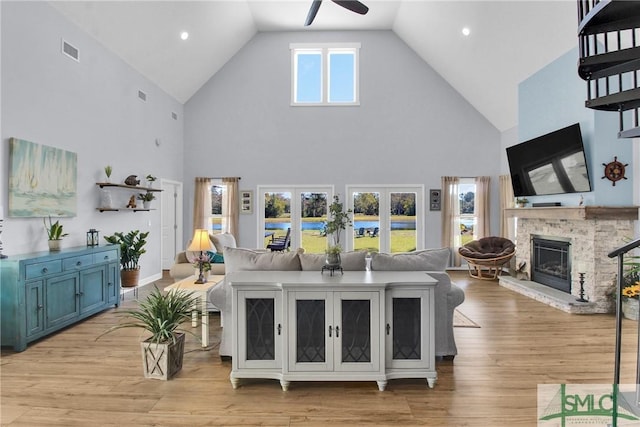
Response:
[230,377,240,389]
[426,377,436,388]
[280,380,290,391]
[376,380,387,391]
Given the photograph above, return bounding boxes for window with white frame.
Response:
[346,186,424,253]
[258,186,333,253]
[209,183,224,235]
[458,178,477,245]
[290,43,360,105]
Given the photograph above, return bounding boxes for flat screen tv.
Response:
[506,123,592,197]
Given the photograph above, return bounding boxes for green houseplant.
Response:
[137,192,156,209]
[145,174,157,188]
[104,230,149,287]
[44,215,69,251]
[98,286,199,380]
[104,165,113,182]
[324,195,352,267]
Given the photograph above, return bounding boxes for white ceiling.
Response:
[50,0,579,131]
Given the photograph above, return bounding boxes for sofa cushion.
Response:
[299,251,367,271]
[211,233,237,253]
[371,248,450,271]
[224,247,302,273]
[459,237,515,259]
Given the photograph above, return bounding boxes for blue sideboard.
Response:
[0,245,121,352]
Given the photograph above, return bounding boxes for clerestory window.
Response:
[290,43,360,106]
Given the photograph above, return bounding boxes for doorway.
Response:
[161,179,183,270]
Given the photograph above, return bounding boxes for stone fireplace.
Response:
[500,206,638,314]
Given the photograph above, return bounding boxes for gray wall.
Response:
[184,30,502,249]
[1,2,184,283]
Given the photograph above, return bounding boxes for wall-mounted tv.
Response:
[506,123,592,197]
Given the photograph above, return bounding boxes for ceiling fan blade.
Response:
[331,0,369,15]
[305,0,323,26]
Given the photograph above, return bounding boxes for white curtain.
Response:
[499,175,516,241]
[222,177,239,241]
[441,176,461,267]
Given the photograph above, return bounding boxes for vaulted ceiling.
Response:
[51,1,579,131]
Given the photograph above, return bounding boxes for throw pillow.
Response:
[224,247,302,274]
[299,251,367,271]
[371,248,450,271]
[206,251,224,263]
[211,233,237,253]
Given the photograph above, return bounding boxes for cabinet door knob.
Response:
[386,323,391,335]
[335,326,340,338]
[42,268,48,274]
[108,282,113,287]
[104,255,109,260]
[328,326,332,337]
[37,304,43,310]
[277,324,282,335]
[76,261,82,266]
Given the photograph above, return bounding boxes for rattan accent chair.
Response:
[458,236,515,280]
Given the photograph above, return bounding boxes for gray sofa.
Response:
[209,247,465,359]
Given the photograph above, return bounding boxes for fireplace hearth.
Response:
[531,236,571,293]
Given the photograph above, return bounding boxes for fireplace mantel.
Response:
[504,206,638,221]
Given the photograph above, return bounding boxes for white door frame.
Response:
[160,179,183,270]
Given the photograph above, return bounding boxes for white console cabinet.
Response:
[229,271,436,391]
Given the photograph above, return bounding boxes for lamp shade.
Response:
[187,229,214,252]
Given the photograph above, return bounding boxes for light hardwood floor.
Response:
[1,271,637,426]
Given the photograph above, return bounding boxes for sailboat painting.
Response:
[8,138,77,217]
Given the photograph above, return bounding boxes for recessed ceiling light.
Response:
[180,31,189,41]
[462,27,471,36]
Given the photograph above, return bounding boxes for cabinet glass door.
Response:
[392,297,421,360]
[296,299,326,363]
[340,299,371,363]
[334,291,379,372]
[246,298,275,361]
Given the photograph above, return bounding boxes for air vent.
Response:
[138,90,147,102]
[61,39,79,62]
[171,112,178,120]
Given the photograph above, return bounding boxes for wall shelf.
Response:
[96,182,162,192]
[96,182,162,213]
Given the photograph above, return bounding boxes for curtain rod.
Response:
[205,177,241,180]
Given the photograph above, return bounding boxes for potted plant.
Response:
[104,230,149,287]
[97,286,199,380]
[44,215,69,251]
[324,195,352,268]
[145,174,157,188]
[516,197,529,208]
[622,252,640,320]
[104,165,113,183]
[137,192,156,209]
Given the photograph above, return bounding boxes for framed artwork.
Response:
[429,189,441,211]
[8,138,77,217]
[240,190,253,214]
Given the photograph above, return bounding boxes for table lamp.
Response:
[187,229,214,284]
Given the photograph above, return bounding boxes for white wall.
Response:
[184,30,502,249]
[0,2,184,283]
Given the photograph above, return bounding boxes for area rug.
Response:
[454,309,480,328]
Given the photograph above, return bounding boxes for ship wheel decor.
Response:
[602,156,628,186]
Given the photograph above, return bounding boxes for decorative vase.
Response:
[121,268,140,288]
[622,298,639,321]
[48,239,61,251]
[140,333,185,380]
[100,189,112,209]
[143,201,151,209]
[325,252,341,268]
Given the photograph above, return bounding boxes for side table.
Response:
[164,274,224,348]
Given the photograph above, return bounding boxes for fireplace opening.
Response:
[531,236,571,293]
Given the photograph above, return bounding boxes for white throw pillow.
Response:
[224,247,301,273]
[299,251,367,271]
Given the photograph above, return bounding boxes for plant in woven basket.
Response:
[97,285,199,344]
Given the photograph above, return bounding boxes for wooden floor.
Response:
[1,271,638,426]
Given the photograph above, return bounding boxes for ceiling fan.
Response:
[304,0,369,26]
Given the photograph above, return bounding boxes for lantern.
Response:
[87,229,99,247]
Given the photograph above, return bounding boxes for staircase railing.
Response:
[578,0,640,138]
